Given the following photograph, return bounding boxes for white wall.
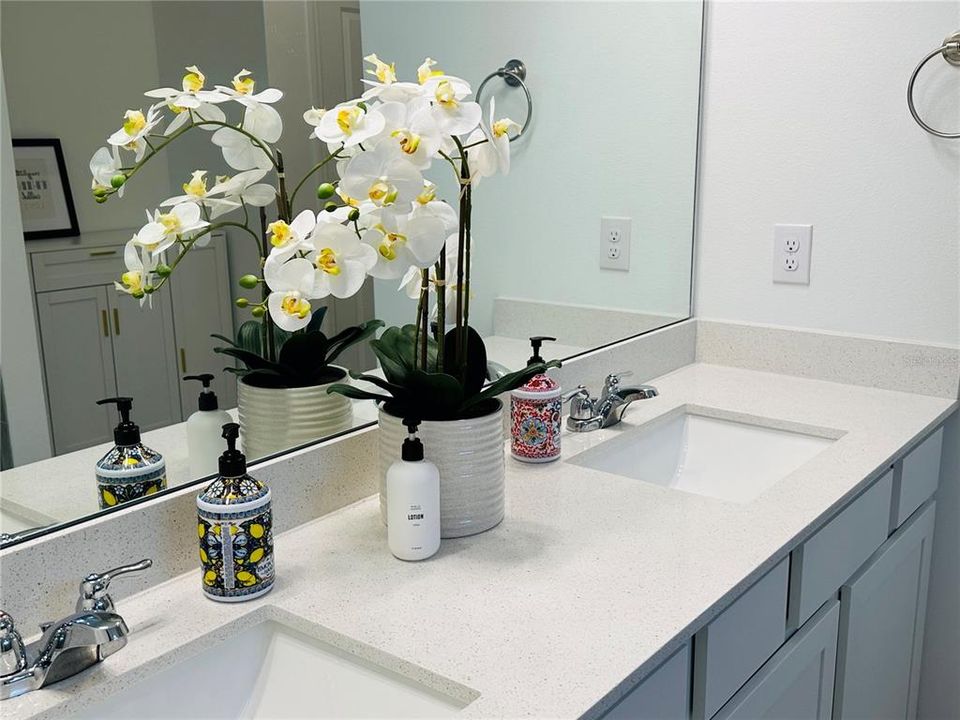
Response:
[361,1,701,335]
[695,0,960,346]
[0,63,52,465]
[0,1,171,233]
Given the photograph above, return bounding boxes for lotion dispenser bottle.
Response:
[94,397,167,508]
[197,423,274,602]
[184,373,232,479]
[387,418,440,561]
[510,336,563,463]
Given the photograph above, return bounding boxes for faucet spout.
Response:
[600,385,659,427]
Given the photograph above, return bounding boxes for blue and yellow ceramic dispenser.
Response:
[197,423,274,602]
[94,396,167,509]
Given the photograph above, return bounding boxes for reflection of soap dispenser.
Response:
[511,336,562,463]
[197,423,274,602]
[387,418,440,561]
[184,373,232,479]
[95,397,167,508]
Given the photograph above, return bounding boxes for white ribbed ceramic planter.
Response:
[379,403,505,538]
[238,372,353,461]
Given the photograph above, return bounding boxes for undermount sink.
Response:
[77,620,470,719]
[568,409,836,503]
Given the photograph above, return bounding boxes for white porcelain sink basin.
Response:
[569,410,835,503]
[77,620,469,719]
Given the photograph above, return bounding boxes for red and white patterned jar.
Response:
[510,374,562,463]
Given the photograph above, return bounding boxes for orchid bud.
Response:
[324,201,338,213]
[144,285,155,294]
[316,183,335,200]
[238,274,259,289]
[132,289,145,299]
[95,195,108,204]
[251,305,266,318]
[347,208,360,222]
[155,264,172,277]
[110,174,126,189]
[235,297,249,308]
[93,186,108,198]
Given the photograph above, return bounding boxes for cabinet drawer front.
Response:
[693,557,789,720]
[603,644,691,720]
[892,428,943,530]
[713,599,839,720]
[32,246,125,292]
[788,471,892,630]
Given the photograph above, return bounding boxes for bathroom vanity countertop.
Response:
[6,363,956,720]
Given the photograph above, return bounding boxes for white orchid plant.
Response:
[92,57,555,405]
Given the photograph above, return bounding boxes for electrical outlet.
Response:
[600,217,631,271]
[773,224,812,284]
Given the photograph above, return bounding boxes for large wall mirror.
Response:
[0,0,702,546]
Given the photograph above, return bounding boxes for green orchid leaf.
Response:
[325,319,384,365]
[210,333,237,348]
[326,383,392,403]
[443,326,487,397]
[305,306,328,335]
[347,372,407,397]
[461,360,562,411]
[235,320,265,355]
[278,332,331,378]
[214,345,281,372]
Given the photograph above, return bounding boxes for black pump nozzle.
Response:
[219,422,247,477]
[401,417,424,462]
[97,397,141,446]
[527,336,557,365]
[184,373,219,411]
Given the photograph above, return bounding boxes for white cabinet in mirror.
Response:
[0,0,701,545]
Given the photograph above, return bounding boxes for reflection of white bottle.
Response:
[387,418,440,561]
[185,374,232,479]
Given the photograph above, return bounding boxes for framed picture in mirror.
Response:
[12,138,80,239]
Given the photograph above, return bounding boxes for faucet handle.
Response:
[77,559,153,613]
[0,611,27,677]
[602,371,633,399]
[563,385,594,420]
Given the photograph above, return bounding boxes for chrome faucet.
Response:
[0,559,152,700]
[565,372,659,432]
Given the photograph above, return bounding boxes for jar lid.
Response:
[518,373,560,394]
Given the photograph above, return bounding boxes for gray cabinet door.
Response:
[834,501,936,720]
[167,236,237,414]
[35,286,116,453]
[714,599,839,720]
[107,291,182,433]
[602,644,691,720]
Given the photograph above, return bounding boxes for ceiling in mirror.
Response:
[0,0,703,546]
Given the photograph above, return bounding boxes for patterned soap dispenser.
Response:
[197,423,274,602]
[94,396,167,509]
[510,336,563,463]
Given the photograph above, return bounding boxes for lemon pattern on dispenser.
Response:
[197,473,274,601]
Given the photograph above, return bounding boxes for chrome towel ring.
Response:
[907,30,960,139]
[476,58,532,142]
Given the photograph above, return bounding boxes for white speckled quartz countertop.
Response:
[5,363,956,720]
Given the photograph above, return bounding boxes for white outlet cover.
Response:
[773,224,812,284]
[600,217,631,271]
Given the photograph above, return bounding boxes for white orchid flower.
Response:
[267,209,316,262]
[377,99,442,170]
[464,128,498,184]
[423,75,481,136]
[314,100,385,148]
[399,233,467,320]
[89,146,124,197]
[484,98,520,175]
[411,186,459,234]
[303,106,326,133]
[215,69,283,109]
[211,103,282,170]
[162,100,226,137]
[339,142,423,212]
[115,238,158,306]
[208,168,276,208]
[159,170,239,218]
[361,209,446,280]
[306,222,377,299]
[263,255,315,332]
[417,58,444,86]
[107,106,162,160]
[135,202,209,256]
[144,65,228,110]
[360,54,421,103]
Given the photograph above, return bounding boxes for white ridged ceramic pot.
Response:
[378,402,505,538]
[238,372,353,461]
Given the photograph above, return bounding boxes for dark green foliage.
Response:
[212,308,383,389]
[328,324,560,421]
